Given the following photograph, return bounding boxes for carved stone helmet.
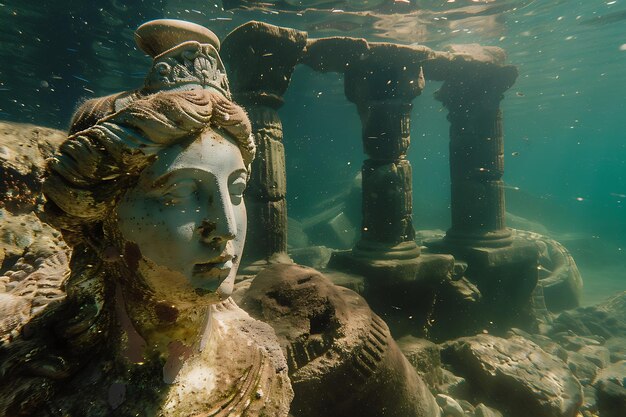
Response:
[136,19,232,97]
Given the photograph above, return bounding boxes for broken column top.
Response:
[423,43,517,83]
[302,37,434,73]
[427,44,518,109]
[302,37,433,103]
[221,21,307,100]
[302,37,516,86]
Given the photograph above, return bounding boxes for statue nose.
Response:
[198,216,236,246]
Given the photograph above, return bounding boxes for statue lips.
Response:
[192,254,234,283]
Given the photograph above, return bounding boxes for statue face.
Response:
[116,128,247,303]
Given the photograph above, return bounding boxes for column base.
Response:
[444,228,513,248]
[426,236,539,334]
[328,249,456,337]
[329,240,442,283]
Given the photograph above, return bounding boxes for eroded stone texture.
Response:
[516,229,583,312]
[397,335,444,389]
[594,360,626,417]
[473,403,503,417]
[441,334,583,417]
[435,60,516,247]
[222,21,307,267]
[550,291,626,340]
[0,121,71,346]
[239,264,440,417]
[0,121,66,213]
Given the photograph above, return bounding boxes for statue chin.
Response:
[136,256,235,306]
[216,275,235,299]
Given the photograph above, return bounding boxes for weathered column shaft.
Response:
[237,97,287,261]
[449,108,506,234]
[436,77,513,247]
[221,22,306,266]
[342,53,425,259]
[359,100,415,246]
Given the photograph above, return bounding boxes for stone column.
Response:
[221,22,307,270]
[300,39,452,282]
[345,71,423,261]
[428,58,540,333]
[435,72,515,247]
[339,44,431,265]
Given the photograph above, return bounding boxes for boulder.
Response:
[435,394,464,417]
[239,264,440,417]
[550,292,626,340]
[441,334,583,417]
[397,336,444,389]
[580,385,597,414]
[604,337,626,363]
[506,328,568,362]
[288,246,334,270]
[566,351,599,385]
[472,403,503,417]
[552,332,604,351]
[593,361,626,417]
[578,345,611,369]
[439,368,469,399]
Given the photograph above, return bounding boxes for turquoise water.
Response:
[1,0,625,303]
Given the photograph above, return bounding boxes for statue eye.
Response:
[162,180,197,201]
[229,177,247,204]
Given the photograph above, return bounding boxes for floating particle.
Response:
[72,74,89,83]
[511,152,520,156]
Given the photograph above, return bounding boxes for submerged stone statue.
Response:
[0,19,292,416]
[0,19,440,417]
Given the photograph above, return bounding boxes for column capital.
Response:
[221,21,307,99]
[302,37,432,106]
[434,65,518,122]
[344,45,427,106]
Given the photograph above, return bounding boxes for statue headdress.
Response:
[136,19,231,98]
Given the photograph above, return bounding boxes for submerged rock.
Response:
[593,361,626,417]
[397,335,444,389]
[435,393,464,417]
[604,337,626,363]
[550,292,626,340]
[566,350,600,385]
[0,121,65,214]
[441,334,583,417]
[578,344,611,369]
[239,264,440,417]
[472,403,503,417]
